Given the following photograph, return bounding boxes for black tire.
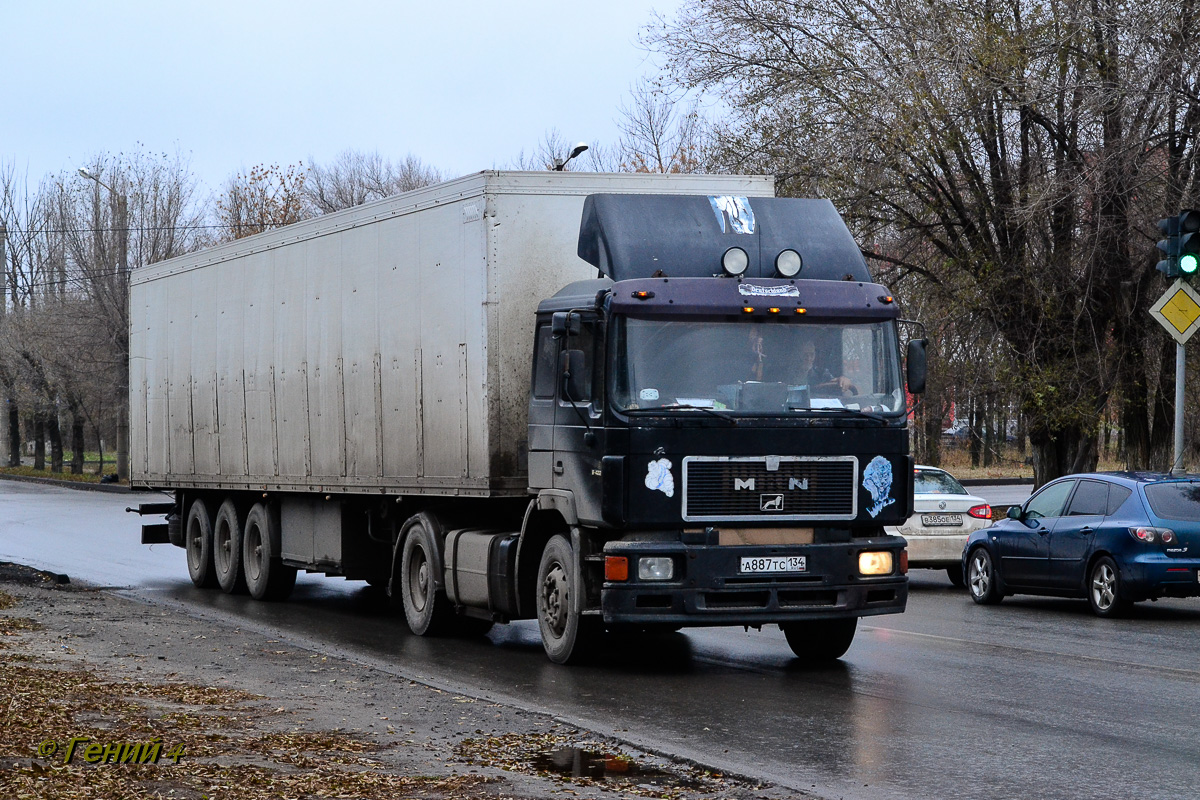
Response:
[967,547,1002,605]
[213,498,247,594]
[184,498,217,589]
[400,517,454,636]
[536,535,598,664]
[1088,556,1131,618]
[947,565,966,589]
[780,618,857,663]
[242,502,296,601]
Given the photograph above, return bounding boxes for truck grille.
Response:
[682,456,858,521]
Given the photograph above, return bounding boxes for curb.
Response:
[959,477,1034,486]
[0,472,132,494]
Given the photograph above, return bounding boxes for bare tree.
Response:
[615,79,713,173]
[305,150,442,213]
[215,163,308,241]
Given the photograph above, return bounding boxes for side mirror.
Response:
[561,349,588,402]
[907,339,927,394]
[551,311,581,339]
[1006,505,1022,520]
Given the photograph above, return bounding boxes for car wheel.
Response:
[399,517,454,636]
[241,502,296,601]
[213,498,247,594]
[967,547,1002,605]
[184,498,217,589]
[1088,556,1130,618]
[947,565,966,589]
[781,618,857,663]
[536,535,598,664]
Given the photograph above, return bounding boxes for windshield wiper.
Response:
[627,403,737,425]
[807,406,889,424]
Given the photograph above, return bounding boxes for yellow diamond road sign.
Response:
[1150,279,1200,344]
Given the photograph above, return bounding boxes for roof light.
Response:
[775,249,802,277]
[768,307,780,314]
[794,308,806,315]
[632,290,655,300]
[743,306,755,313]
[722,247,749,276]
[879,295,894,304]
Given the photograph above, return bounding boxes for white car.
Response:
[888,465,992,587]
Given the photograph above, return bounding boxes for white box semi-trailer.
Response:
[130,170,770,495]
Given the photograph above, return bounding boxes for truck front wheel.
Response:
[536,535,597,664]
[400,520,453,636]
[780,618,857,663]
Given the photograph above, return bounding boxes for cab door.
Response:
[552,314,605,524]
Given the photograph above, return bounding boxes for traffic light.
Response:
[1179,210,1200,276]
[1157,210,1200,279]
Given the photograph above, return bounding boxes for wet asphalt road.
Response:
[1,480,1197,800]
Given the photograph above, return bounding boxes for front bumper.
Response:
[600,538,908,626]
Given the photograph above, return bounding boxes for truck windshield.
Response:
[611,317,904,416]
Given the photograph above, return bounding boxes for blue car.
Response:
[962,472,1200,616]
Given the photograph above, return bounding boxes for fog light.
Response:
[638,557,675,581]
[858,551,894,576]
[722,246,749,276]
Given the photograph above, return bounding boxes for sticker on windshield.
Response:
[709,196,756,234]
[738,284,800,298]
[645,457,675,498]
[640,388,660,402]
[863,456,895,517]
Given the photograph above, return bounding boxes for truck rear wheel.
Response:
[242,502,296,601]
[781,618,857,663]
[184,498,217,589]
[213,498,247,594]
[536,535,597,664]
[400,518,453,636]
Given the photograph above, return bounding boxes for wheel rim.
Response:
[969,552,990,598]
[407,545,429,613]
[215,521,232,573]
[1092,563,1116,610]
[541,562,569,639]
[186,519,204,570]
[245,523,263,582]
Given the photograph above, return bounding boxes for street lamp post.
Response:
[78,168,129,483]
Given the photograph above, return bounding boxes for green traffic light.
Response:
[1182,254,1199,274]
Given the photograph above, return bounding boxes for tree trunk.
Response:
[70,411,85,475]
[969,398,982,468]
[6,398,18,468]
[1029,422,1099,489]
[47,412,63,473]
[33,415,45,471]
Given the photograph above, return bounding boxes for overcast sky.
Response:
[2,0,681,195]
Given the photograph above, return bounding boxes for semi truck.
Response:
[131,171,924,664]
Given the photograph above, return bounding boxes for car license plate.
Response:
[740,556,806,574]
[921,513,963,526]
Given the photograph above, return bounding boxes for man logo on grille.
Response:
[760,494,784,511]
[734,478,756,491]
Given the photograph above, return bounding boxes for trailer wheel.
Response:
[184,498,217,589]
[213,499,247,594]
[780,618,857,663]
[242,502,296,601]
[400,520,453,635]
[536,535,597,664]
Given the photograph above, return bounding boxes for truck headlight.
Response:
[858,551,894,576]
[638,557,675,581]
